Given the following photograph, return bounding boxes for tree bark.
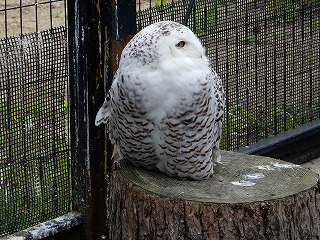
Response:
[106,151,320,240]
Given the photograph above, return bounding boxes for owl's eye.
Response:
[176,41,186,48]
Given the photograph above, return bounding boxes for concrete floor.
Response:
[302,156,320,175]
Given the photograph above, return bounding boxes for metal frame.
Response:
[238,119,320,164]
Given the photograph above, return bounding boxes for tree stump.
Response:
[106,151,320,239]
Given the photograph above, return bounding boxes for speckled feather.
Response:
[95,21,225,180]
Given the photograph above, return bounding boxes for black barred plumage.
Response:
[95,21,225,180]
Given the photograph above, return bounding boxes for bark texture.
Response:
[106,151,320,240]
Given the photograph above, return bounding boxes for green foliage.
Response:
[310,18,319,29]
[190,1,219,35]
[155,0,167,7]
[268,0,320,23]
[53,11,62,19]
[0,98,70,237]
[220,101,318,150]
[244,35,263,44]
[232,7,245,20]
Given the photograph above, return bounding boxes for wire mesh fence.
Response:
[0,27,70,238]
[138,0,320,150]
[0,0,69,237]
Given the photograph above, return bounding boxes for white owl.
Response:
[95,21,225,180]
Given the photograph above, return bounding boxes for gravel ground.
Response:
[0,0,167,39]
[0,0,66,38]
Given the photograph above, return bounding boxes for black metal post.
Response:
[109,0,137,73]
[68,0,108,239]
[68,0,136,239]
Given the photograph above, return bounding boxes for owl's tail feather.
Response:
[95,98,110,126]
[112,143,123,161]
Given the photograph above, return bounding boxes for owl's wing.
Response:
[95,97,110,126]
[95,71,120,126]
[211,70,225,163]
[212,70,225,119]
[95,73,123,160]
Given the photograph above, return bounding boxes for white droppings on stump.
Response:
[230,180,256,187]
[106,150,320,239]
[241,172,265,180]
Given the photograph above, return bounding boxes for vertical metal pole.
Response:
[68,0,136,239]
[68,0,108,239]
[183,0,196,26]
[109,0,137,72]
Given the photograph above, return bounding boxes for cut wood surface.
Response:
[106,151,320,239]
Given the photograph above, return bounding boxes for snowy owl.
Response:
[95,21,225,180]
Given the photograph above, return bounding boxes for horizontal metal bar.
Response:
[238,119,320,164]
[2,212,84,240]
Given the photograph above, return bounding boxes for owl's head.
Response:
[121,21,208,68]
[155,21,205,60]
